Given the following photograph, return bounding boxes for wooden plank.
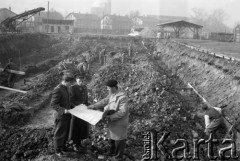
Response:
[0,85,27,93]
[0,68,25,75]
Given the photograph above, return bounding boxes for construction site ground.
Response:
[0,33,240,161]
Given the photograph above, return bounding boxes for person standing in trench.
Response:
[88,79,129,161]
[50,71,75,157]
[69,74,89,152]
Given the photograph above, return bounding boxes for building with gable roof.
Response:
[33,11,64,32]
[132,15,189,32]
[0,8,16,23]
[66,13,100,33]
[41,19,74,33]
[101,15,132,34]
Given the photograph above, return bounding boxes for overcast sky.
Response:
[1,0,239,27]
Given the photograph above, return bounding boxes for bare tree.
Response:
[191,7,208,26]
[206,9,230,32]
[210,9,228,22]
[233,21,240,28]
[191,8,230,32]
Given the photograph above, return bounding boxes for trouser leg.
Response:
[115,139,126,161]
[8,74,14,87]
[99,55,102,65]
[109,139,115,153]
[53,114,71,151]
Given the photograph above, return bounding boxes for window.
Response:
[51,26,54,32]
[45,25,49,31]
[65,26,69,31]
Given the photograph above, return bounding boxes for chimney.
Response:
[9,6,11,11]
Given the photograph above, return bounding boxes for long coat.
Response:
[92,91,129,140]
[69,84,89,142]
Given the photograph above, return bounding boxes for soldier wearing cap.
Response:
[50,71,75,157]
[88,79,129,161]
[69,74,89,152]
[77,60,89,78]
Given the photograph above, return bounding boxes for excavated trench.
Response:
[0,35,239,161]
[157,40,240,129]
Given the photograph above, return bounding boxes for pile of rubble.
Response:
[0,37,224,160]
[87,51,209,160]
[0,37,102,126]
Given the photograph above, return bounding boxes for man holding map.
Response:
[88,79,129,161]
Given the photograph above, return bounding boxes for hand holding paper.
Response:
[68,104,103,125]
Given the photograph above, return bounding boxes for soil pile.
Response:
[157,40,240,131]
[0,37,233,161]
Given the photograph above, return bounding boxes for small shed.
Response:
[234,24,240,42]
[42,19,74,33]
[157,20,203,39]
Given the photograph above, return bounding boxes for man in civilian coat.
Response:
[88,79,129,161]
[50,71,75,157]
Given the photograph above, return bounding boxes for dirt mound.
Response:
[0,36,104,126]
[85,44,211,160]
[0,33,58,66]
[158,40,240,131]
[0,37,232,161]
[0,126,53,160]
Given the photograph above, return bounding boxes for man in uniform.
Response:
[77,60,89,78]
[51,71,75,157]
[3,58,18,88]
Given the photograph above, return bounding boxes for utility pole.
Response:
[47,1,49,33]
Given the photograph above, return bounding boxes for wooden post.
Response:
[0,68,25,75]
[0,85,27,93]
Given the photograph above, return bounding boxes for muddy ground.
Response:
[0,34,239,161]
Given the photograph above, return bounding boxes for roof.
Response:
[42,19,74,25]
[157,20,203,28]
[66,13,100,20]
[155,15,188,21]
[140,16,159,25]
[103,15,132,23]
[132,15,188,29]
[34,11,63,22]
[0,8,17,23]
